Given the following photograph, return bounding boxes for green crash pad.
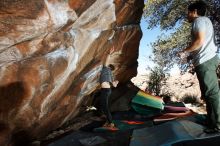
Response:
[131,90,164,115]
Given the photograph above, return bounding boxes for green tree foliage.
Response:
[143,0,220,71]
[146,66,167,96]
[209,0,220,46]
[151,22,191,71]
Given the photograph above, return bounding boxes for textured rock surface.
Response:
[0,0,144,145]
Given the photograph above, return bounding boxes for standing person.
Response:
[99,64,119,129]
[179,1,220,133]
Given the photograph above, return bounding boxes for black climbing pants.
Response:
[100,88,112,123]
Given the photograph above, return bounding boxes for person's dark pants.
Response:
[100,88,112,123]
[195,55,220,129]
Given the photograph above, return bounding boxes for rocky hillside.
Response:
[162,73,201,101]
[132,72,201,101]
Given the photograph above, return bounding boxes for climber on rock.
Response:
[99,64,119,129]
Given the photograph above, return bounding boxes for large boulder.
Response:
[0,0,144,145]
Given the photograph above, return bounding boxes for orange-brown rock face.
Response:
[0,0,144,145]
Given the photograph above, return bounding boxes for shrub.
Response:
[181,94,199,105]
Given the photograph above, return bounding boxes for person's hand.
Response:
[178,51,187,59]
[177,51,189,64]
[109,46,115,55]
[112,80,119,87]
[188,64,195,75]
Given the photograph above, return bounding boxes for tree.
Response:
[143,0,220,71]
[146,66,168,96]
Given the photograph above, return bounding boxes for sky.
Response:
[138,18,180,75]
[137,18,161,74]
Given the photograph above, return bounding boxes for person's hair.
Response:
[108,64,115,71]
[188,1,207,16]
